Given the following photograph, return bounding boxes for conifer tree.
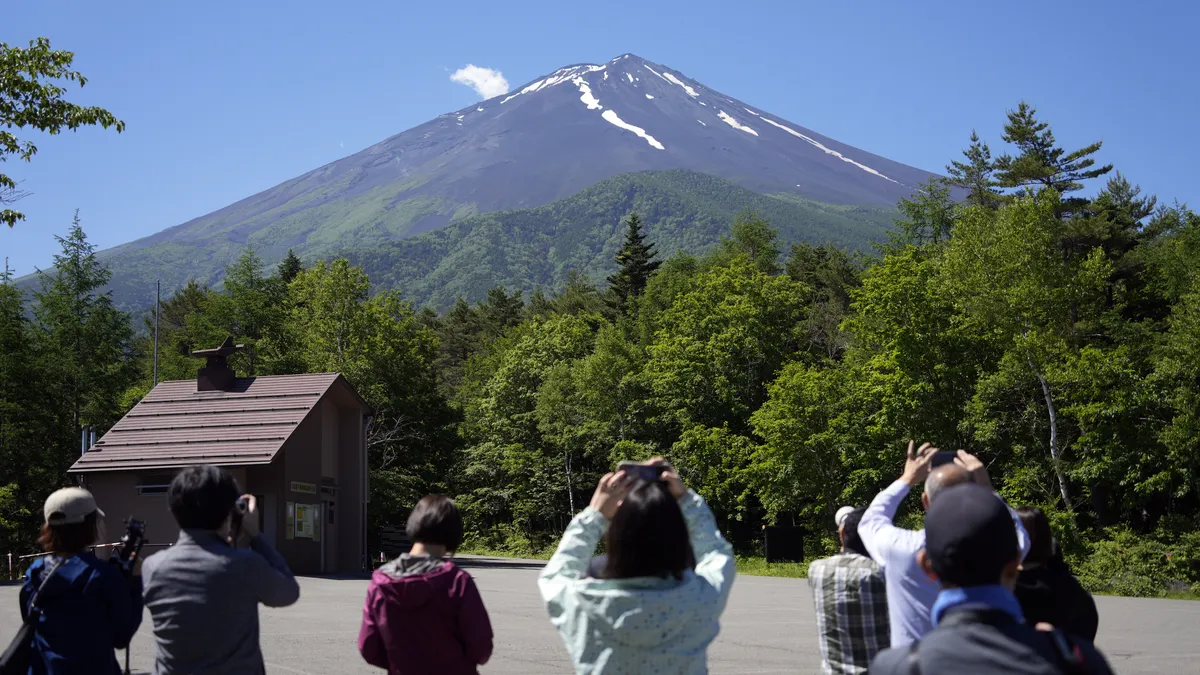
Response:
[277,249,303,284]
[479,286,524,339]
[993,102,1112,202]
[32,212,135,455]
[946,130,1002,209]
[607,213,661,311]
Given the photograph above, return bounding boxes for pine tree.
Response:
[434,298,483,394]
[946,131,1002,209]
[993,102,1112,201]
[479,286,524,339]
[277,249,303,284]
[607,213,661,311]
[32,212,135,462]
[0,260,42,554]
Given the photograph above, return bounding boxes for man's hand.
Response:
[238,494,260,539]
[589,472,632,519]
[954,450,992,489]
[900,441,938,487]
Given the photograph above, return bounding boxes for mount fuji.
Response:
[92,54,940,308]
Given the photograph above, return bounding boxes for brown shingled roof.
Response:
[69,373,353,473]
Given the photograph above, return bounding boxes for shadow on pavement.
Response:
[454,556,546,571]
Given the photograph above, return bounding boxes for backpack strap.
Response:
[23,556,63,622]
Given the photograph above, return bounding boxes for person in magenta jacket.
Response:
[358,495,494,674]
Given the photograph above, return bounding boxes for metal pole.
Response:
[153,280,161,386]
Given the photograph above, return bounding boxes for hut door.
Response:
[259,494,277,548]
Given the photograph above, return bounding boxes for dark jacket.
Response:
[1015,556,1099,642]
[20,553,144,675]
[358,557,493,675]
[869,605,1115,675]
[141,530,299,675]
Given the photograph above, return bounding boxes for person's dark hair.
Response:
[1016,506,1055,565]
[603,481,694,580]
[406,495,464,552]
[168,465,241,530]
[841,507,869,557]
[38,512,99,555]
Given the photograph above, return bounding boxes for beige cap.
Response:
[44,487,104,525]
[835,506,856,528]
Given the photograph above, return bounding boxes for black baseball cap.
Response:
[924,483,1019,586]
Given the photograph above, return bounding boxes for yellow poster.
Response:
[294,503,313,539]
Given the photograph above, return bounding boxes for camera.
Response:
[112,518,146,577]
[229,496,250,546]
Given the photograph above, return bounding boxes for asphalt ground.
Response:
[2,556,1197,673]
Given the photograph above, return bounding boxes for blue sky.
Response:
[2,0,1197,276]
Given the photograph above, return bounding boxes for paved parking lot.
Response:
[3,557,1198,673]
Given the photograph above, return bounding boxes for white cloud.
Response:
[450,64,509,100]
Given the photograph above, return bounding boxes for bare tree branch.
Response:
[368,411,426,471]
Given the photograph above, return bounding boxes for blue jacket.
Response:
[19,553,144,675]
[537,490,736,674]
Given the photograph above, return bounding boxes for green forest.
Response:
[2,104,1199,597]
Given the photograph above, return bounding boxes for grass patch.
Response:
[457,542,553,561]
[735,555,811,579]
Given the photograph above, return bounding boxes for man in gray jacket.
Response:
[142,465,300,674]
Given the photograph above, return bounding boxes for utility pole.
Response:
[153,280,161,386]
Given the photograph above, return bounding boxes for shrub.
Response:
[1073,526,1200,598]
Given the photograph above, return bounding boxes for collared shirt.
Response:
[142,529,300,675]
[931,585,1024,625]
[858,480,1031,647]
[807,552,890,675]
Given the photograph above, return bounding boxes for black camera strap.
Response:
[1,557,62,675]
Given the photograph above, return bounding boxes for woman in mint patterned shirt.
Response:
[538,460,736,674]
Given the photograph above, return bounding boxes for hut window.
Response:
[138,474,174,496]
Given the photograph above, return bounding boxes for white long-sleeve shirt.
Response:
[858,480,1030,647]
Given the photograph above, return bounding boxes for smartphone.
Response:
[930,451,958,468]
[617,462,667,482]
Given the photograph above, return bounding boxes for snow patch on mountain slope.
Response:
[643,65,669,82]
[697,119,706,126]
[502,65,606,104]
[718,111,758,136]
[645,94,654,99]
[759,117,898,183]
[565,73,665,150]
[662,71,700,98]
[745,108,759,116]
[601,110,665,150]
[573,78,602,110]
[625,73,634,83]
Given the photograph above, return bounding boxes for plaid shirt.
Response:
[808,552,890,674]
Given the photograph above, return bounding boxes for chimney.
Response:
[190,336,245,392]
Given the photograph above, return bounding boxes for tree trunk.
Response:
[1034,368,1074,511]
[564,449,575,514]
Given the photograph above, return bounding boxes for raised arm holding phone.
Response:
[858,441,1030,647]
[538,458,735,674]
